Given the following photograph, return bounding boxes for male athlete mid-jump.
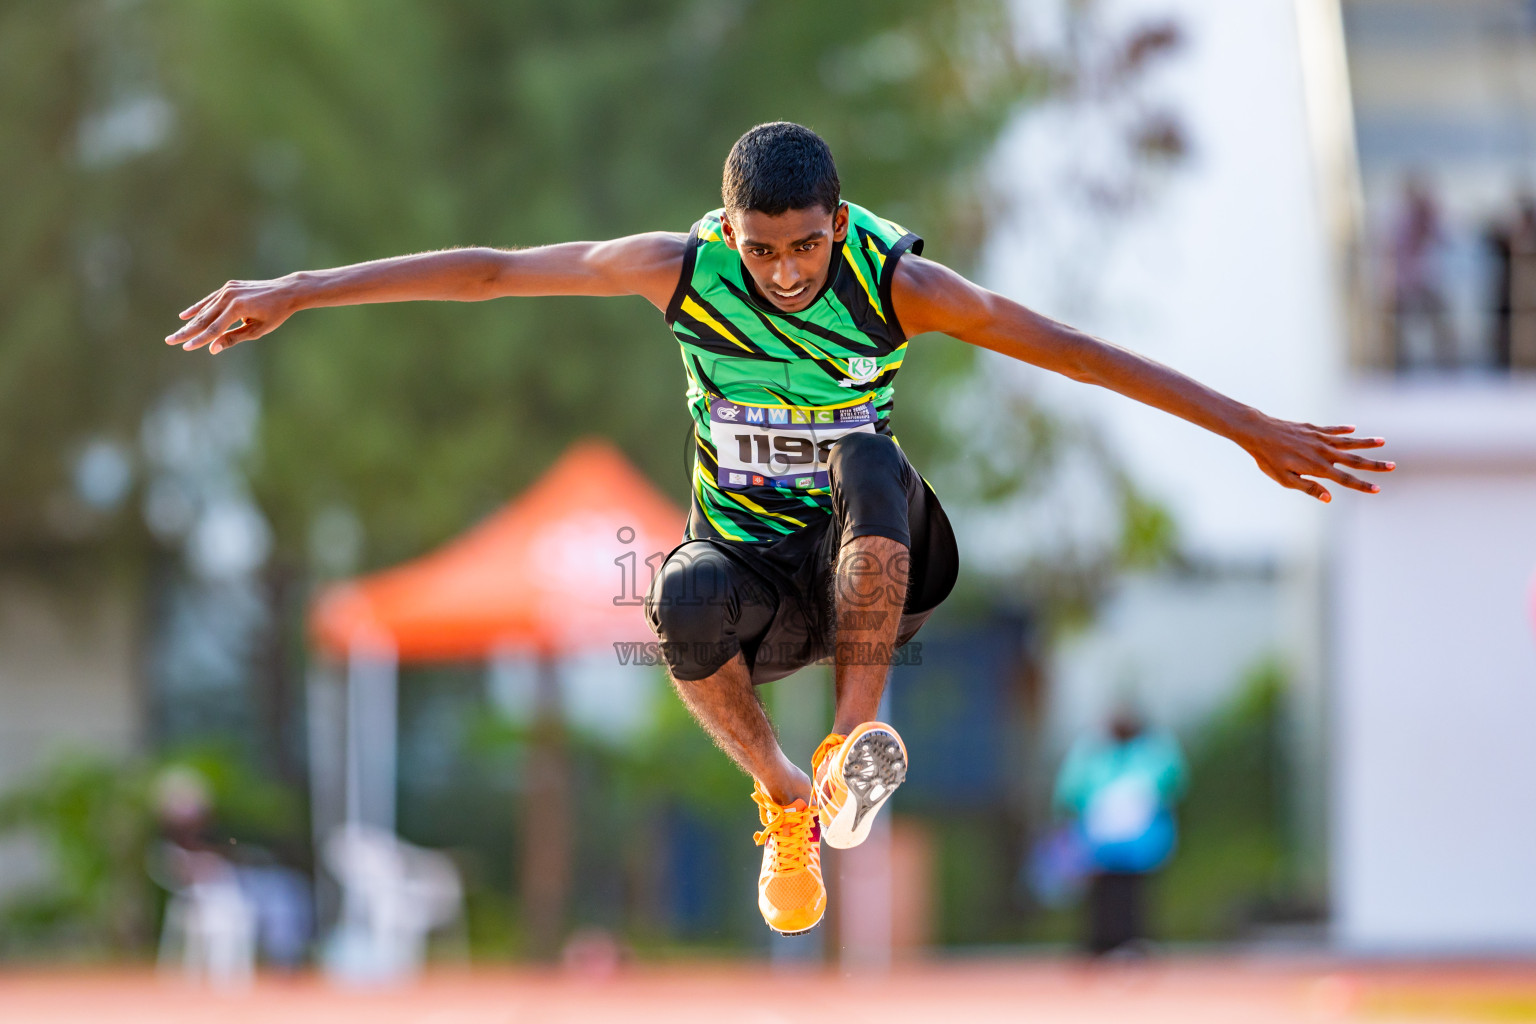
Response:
[168,122,1393,936]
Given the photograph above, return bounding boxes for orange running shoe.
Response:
[811,722,908,850]
[751,781,825,935]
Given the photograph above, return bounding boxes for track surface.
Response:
[3,959,1535,1023]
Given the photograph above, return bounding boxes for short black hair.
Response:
[722,122,841,216]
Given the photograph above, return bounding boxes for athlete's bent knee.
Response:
[829,433,913,547]
[828,431,901,479]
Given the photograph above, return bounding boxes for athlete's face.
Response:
[722,203,849,314]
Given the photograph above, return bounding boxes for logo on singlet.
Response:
[838,356,880,387]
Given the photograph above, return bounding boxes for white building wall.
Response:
[1332,380,1536,951]
[0,577,140,786]
[0,575,141,894]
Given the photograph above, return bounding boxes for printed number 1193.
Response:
[734,434,834,468]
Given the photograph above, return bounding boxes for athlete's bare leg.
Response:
[669,533,907,801]
[669,653,811,806]
[831,534,909,735]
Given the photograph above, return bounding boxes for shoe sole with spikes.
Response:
[819,723,907,850]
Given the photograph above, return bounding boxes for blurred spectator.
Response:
[1053,704,1186,956]
[152,767,256,988]
[1508,195,1536,370]
[151,766,312,981]
[1389,174,1456,369]
[1485,213,1513,370]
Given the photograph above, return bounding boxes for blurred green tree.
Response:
[0,0,1048,568]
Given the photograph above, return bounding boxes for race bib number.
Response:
[709,398,876,490]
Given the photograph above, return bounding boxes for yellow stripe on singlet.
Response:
[680,295,754,353]
[843,247,885,321]
[696,463,806,529]
[693,483,752,542]
[718,487,807,529]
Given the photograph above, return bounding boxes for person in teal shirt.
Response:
[1054,705,1187,954]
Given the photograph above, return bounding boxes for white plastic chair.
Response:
[156,846,258,990]
[321,823,464,984]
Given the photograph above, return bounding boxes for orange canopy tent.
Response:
[304,439,685,883]
[310,438,685,662]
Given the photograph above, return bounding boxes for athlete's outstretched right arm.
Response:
[166,233,686,354]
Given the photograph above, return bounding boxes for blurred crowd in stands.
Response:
[1387,173,1536,372]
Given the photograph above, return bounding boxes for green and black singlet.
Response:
[663,202,923,544]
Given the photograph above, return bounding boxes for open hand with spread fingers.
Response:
[164,277,299,355]
[1238,416,1395,503]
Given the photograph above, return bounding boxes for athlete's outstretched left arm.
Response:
[890,255,1393,502]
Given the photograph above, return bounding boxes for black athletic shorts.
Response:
[644,432,959,685]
